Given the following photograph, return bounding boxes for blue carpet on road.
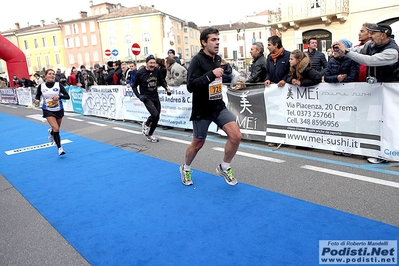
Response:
[0,112,398,266]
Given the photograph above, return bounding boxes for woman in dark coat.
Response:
[284,49,322,86]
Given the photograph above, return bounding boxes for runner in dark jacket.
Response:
[132,55,171,143]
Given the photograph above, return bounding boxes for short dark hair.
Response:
[200,27,219,48]
[307,37,317,44]
[268,35,283,49]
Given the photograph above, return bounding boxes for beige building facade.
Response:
[268,0,399,52]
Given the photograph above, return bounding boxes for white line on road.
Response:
[302,165,399,189]
[113,127,192,144]
[5,139,73,155]
[113,127,141,135]
[26,114,47,122]
[64,112,81,116]
[67,117,84,122]
[212,147,286,163]
[87,122,107,127]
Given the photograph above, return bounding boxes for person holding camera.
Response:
[333,23,398,84]
[333,23,399,164]
[324,39,359,83]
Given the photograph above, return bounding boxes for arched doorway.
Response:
[302,29,332,53]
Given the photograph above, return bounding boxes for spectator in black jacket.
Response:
[284,49,322,87]
[105,61,115,85]
[306,38,328,75]
[324,39,359,83]
[264,35,290,87]
[246,42,267,84]
[55,68,68,86]
[167,49,181,65]
[21,77,35,87]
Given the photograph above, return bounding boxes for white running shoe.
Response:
[142,122,150,136]
[48,128,54,143]
[216,164,238,186]
[58,147,66,156]
[367,157,387,164]
[147,135,159,143]
[179,165,193,186]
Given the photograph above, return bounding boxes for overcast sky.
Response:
[0,0,282,31]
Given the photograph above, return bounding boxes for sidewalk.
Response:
[0,174,89,266]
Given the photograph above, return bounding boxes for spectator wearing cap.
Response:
[167,49,181,65]
[333,23,399,164]
[324,38,359,83]
[165,57,187,86]
[333,23,399,83]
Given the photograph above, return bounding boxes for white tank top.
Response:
[40,82,64,111]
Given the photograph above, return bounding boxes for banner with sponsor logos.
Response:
[224,85,268,142]
[5,83,399,161]
[262,82,383,158]
[0,88,18,104]
[120,85,194,129]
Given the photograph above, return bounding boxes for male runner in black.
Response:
[132,55,171,142]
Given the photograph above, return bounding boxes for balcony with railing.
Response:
[268,0,349,30]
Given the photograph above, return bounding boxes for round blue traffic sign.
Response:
[112,49,119,56]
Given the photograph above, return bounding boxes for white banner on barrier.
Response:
[15,87,33,106]
[264,83,382,158]
[381,83,399,161]
[82,86,123,119]
[0,88,18,104]
[10,82,399,161]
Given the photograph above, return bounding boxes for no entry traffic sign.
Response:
[105,49,111,56]
[131,43,141,56]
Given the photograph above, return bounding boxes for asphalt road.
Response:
[2,103,398,228]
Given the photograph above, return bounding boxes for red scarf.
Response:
[271,48,284,63]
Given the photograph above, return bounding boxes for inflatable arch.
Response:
[0,34,29,86]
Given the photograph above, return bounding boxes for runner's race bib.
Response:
[209,77,222,100]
